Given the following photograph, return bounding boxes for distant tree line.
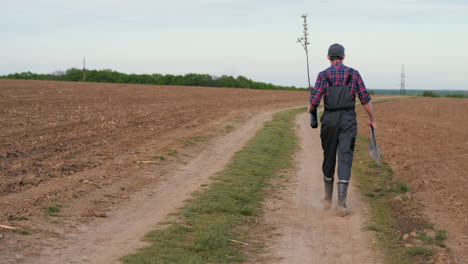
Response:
[422,91,441,97]
[370,89,468,97]
[422,91,466,98]
[0,68,303,91]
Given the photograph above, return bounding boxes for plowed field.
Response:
[357,97,468,262]
[0,79,306,222]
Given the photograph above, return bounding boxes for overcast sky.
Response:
[2,0,468,89]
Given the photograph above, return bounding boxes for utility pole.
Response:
[83,57,86,82]
[297,14,311,90]
[400,64,406,95]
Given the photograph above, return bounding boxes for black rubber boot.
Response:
[337,182,350,217]
[321,179,333,210]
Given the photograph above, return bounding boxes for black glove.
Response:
[310,108,318,129]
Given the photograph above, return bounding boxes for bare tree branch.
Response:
[297,14,311,90]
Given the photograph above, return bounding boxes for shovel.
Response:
[368,126,381,164]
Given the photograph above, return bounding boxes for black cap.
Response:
[328,43,345,57]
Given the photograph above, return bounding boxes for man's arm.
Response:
[354,70,376,129]
[363,102,376,129]
[307,103,316,114]
[308,72,324,113]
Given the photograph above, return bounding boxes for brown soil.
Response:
[0,79,307,263]
[357,97,468,263]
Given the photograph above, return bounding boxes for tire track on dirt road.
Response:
[258,112,380,264]
[17,108,297,264]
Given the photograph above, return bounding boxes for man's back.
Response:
[310,62,371,108]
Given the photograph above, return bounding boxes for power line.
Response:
[400,64,406,95]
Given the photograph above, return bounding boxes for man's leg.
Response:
[320,123,339,209]
[336,119,357,216]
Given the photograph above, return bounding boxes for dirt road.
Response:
[6,109,287,264]
[257,112,379,263]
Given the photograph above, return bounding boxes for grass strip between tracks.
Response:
[353,135,450,264]
[122,108,303,264]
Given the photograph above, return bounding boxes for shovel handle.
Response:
[370,126,377,144]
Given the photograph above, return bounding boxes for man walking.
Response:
[307,43,376,217]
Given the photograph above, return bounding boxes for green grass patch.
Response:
[43,205,62,217]
[9,217,29,221]
[366,224,382,232]
[434,240,447,248]
[405,246,435,257]
[122,108,303,264]
[152,156,165,161]
[12,228,32,235]
[435,229,448,241]
[415,229,448,248]
[168,150,178,156]
[418,232,435,244]
[395,181,410,193]
[223,125,235,132]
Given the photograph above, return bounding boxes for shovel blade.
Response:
[368,142,381,164]
[368,127,381,164]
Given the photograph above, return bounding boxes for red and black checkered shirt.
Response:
[310,62,371,107]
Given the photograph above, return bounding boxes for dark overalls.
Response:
[320,69,357,210]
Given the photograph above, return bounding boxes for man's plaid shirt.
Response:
[310,62,371,107]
